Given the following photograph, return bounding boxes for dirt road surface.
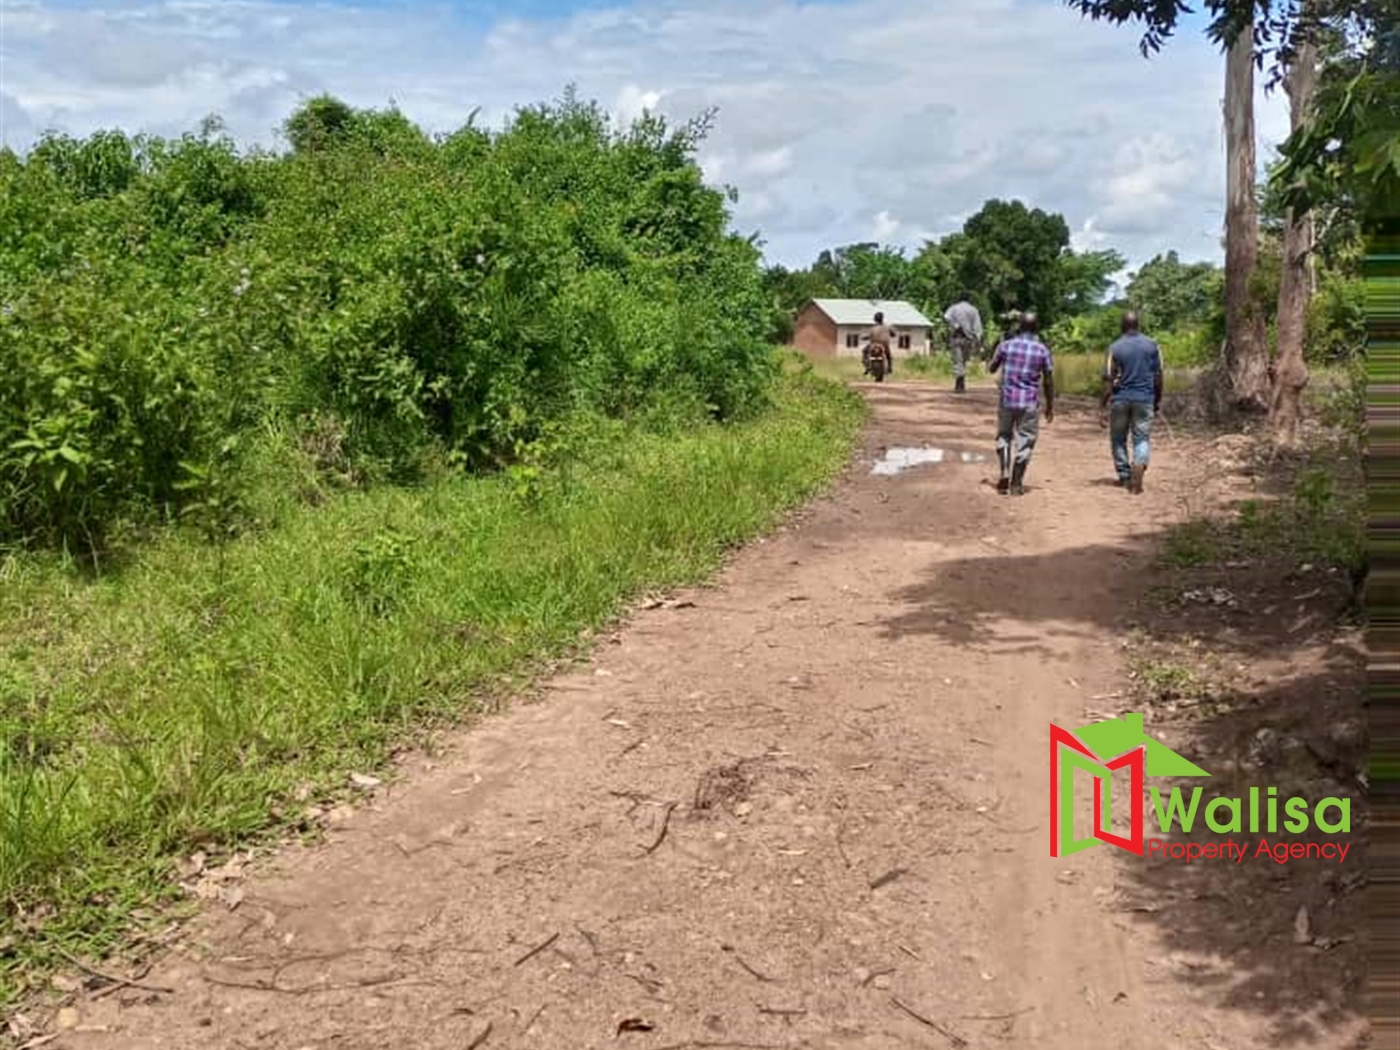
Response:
[58,385,1364,1049]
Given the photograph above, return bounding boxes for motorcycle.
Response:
[867,343,889,383]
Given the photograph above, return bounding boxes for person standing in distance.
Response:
[943,293,983,394]
[1099,311,1162,494]
[988,312,1054,495]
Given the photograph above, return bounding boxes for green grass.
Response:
[1158,461,1364,576]
[801,350,1194,399]
[1132,658,1208,703]
[0,364,865,1003]
[1050,354,1198,398]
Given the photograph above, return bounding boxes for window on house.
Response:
[898,335,911,350]
[845,333,860,348]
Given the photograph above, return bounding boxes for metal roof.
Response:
[807,298,934,328]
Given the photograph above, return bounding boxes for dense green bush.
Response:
[1307,273,1365,363]
[0,92,775,551]
[1046,304,1217,369]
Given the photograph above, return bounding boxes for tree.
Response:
[283,95,357,155]
[761,263,838,343]
[1058,248,1126,316]
[1270,19,1321,445]
[1273,20,1400,226]
[1223,28,1270,412]
[956,199,1072,324]
[1063,1,1388,81]
[1125,251,1223,332]
[1063,0,1385,419]
[791,242,947,305]
[838,244,922,300]
[1065,1,1396,217]
[764,198,1122,340]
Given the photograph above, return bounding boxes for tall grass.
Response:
[804,353,989,384]
[0,364,863,1002]
[800,350,1193,398]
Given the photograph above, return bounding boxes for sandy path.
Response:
[58,384,1344,1049]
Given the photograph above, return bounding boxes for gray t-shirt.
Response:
[944,301,983,340]
[1106,333,1162,404]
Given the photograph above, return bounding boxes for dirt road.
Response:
[60,384,1363,1049]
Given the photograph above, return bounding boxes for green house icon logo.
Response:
[1050,713,1209,857]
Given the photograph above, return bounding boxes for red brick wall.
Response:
[791,305,837,357]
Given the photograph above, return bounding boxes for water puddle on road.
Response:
[871,446,987,475]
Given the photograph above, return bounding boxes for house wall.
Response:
[834,325,933,358]
[790,305,934,358]
[791,305,838,357]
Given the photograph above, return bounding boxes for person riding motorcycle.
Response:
[862,311,896,377]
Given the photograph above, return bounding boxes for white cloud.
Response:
[1072,216,1108,253]
[871,210,901,242]
[746,145,793,178]
[614,83,662,126]
[0,0,1291,273]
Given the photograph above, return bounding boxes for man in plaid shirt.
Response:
[988,312,1055,495]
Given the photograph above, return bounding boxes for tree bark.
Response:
[1223,30,1270,414]
[1270,31,1320,446]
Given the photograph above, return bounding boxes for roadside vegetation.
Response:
[0,90,781,557]
[0,93,865,1004]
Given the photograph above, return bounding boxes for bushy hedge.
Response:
[1045,305,1219,368]
[0,93,776,550]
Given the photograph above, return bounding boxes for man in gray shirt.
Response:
[943,294,982,394]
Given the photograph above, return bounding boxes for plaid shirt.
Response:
[991,336,1053,409]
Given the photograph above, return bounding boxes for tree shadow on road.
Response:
[876,526,1365,1046]
[879,530,1356,660]
[1109,658,1366,1048]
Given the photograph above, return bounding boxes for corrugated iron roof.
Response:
[807,298,934,327]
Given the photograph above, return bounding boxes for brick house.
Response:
[790,299,935,359]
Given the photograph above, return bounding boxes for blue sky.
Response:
[0,0,1291,275]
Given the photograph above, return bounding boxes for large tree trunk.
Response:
[1222,30,1270,414]
[1270,31,1320,446]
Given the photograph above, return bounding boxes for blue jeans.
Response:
[1110,401,1153,481]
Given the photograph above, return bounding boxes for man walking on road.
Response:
[862,311,896,377]
[1099,311,1162,494]
[943,294,983,394]
[988,312,1054,496]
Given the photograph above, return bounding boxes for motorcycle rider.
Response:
[862,311,896,377]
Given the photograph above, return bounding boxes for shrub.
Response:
[0,91,776,552]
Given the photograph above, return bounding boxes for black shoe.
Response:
[955,376,966,393]
[997,477,1010,495]
[1010,462,1027,495]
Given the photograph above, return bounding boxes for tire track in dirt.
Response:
[55,383,1345,1049]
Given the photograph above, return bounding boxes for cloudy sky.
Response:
[0,0,1291,275]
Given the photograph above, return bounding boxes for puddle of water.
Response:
[871,446,986,475]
